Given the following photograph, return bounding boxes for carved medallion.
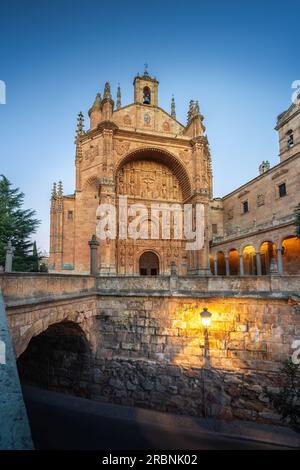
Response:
[257,194,265,207]
[124,115,132,125]
[115,140,130,156]
[163,121,170,132]
[144,113,151,125]
[84,144,99,162]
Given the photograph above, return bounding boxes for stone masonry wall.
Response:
[89,295,300,425]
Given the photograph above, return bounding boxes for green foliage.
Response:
[0,175,40,271]
[39,262,48,273]
[265,359,300,432]
[27,241,40,272]
[296,204,300,238]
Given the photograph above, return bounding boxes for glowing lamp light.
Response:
[200,307,212,328]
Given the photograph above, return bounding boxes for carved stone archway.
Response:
[115,147,192,201]
[139,251,160,276]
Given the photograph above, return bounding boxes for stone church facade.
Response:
[49,69,300,276]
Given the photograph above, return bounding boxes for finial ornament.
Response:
[75,111,85,143]
[51,182,57,199]
[116,83,121,109]
[104,82,112,99]
[187,100,194,124]
[57,180,63,198]
[144,62,149,76]
[171,94,176,119]
[187,100,204,126]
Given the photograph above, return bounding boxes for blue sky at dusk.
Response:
[0,0,299,252]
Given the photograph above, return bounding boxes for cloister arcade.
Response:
[210,233,300,276]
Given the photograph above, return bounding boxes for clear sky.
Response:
[0,0,299,252]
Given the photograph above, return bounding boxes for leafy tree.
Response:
[265,359,300,432]
[295,204,300,238]
[28,241,40,272]
[39,262,48,273]
[0,175,40,271]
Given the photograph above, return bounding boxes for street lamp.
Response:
[200,307,212,328]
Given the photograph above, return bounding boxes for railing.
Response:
[1,272,299,306]
[212,214,296,244]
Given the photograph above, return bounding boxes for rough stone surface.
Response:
[0,293,33,449]
[1,273,300,427]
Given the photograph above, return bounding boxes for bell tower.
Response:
[133,64,159,106]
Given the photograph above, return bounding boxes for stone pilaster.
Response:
[98,179,117,276]
[187,136,211,276]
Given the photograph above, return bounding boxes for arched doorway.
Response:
[139,251,159,275]
[115,147,192,276]
[17,322,92,398]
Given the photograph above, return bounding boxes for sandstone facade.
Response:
[49,70,300,278]
[50,69,212,276]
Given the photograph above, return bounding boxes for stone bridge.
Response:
[1,272,300,425]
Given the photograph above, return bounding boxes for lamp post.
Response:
[199,307,212,417]
[200,307,212,330]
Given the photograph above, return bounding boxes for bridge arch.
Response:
[17,320,93,398]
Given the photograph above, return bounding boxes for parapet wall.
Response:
[1,273,300,305]
[1,272,299,426]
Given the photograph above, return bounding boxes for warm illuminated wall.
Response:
[282,236,300,274]
[88,294,299,424]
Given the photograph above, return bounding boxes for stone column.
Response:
[225,256,230,276]
[214,258,218,276]
[256,252,262,275]
[276,248,283,275]
[88,235,99,276]
[239,255,244,276]
[269,254,278,274]
[4,240,15,273]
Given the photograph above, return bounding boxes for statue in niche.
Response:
[173,182,179,199]
[161,183,167,199]
[129,177,135,195]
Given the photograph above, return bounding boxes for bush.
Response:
[265,359,300,432]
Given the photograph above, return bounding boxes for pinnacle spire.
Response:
[75,111,84,143]
[51,182,57,199]
[171,94,176,119]
[116,83,121,109]
[57,180,63,198]
[187,100,194,124]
